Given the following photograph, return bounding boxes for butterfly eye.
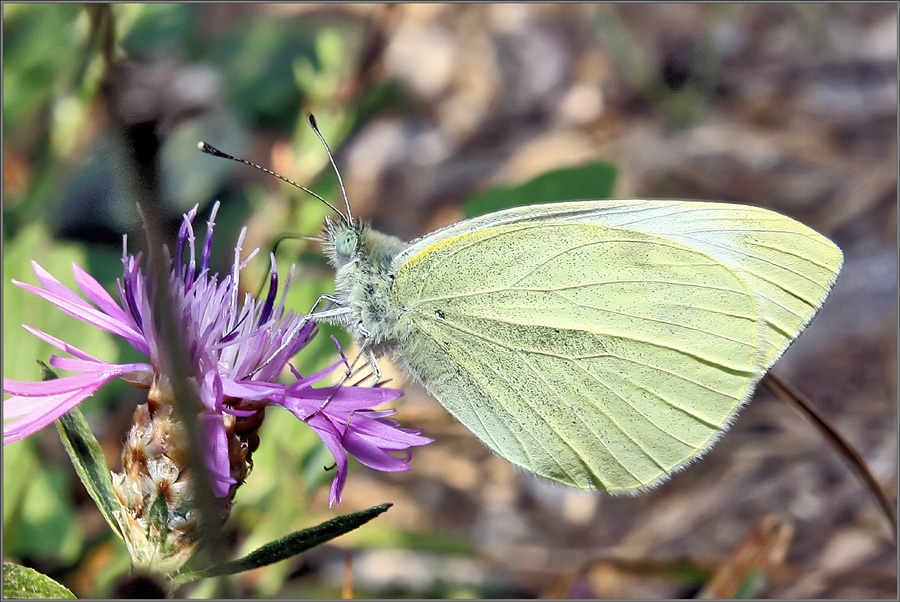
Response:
[335,229,358,259]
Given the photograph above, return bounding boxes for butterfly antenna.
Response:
[197,141,344,218]
[307,114,354,223]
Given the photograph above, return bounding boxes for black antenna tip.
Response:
[197,141,232,160]
[308,113,318,129]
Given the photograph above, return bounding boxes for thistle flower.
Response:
[3,202,430,519]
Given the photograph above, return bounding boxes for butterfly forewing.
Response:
[389,201,842,492]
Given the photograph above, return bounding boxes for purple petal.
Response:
[3,362,150,398]
[198,371,225,412]
[200,202,220,276]
[3,368,126,443]
[221,406,257,418]
[14,280,146,347]
[21,325,102,361]
[330,335,351,371]
[221,379,282,401]
[346,417,432,449]
[48,356,152,377]
[176,205,199,285]
[344,437,412,472]
[4,392,79,421]
[283,359,347,391]
[3,373,108,399]
[31,262,85,304]
[283,385,404,414]
[276,403,348,490]
[258,256,278,326]
[307,416,349,507]
[199,413,237,497]
[71,263,134,327]
[119,260,146,332]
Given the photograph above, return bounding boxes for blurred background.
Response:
[2,3,897,598]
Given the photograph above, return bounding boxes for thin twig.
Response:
[762,372,897,537]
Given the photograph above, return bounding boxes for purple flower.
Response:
[3,202,430,505]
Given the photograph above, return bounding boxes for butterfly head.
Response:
[324,214,410,276]
[324,216,364,269]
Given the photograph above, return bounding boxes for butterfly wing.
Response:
[390,201,842,491]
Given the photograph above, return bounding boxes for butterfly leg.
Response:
[306,294,342,315]
[304,295,383,377]
[301,341,380,421]
[297,297,384,421]
[352,325,382,378]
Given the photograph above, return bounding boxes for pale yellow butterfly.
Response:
[200,125,843,493]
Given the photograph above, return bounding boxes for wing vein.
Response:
[511,348,641,485]
[473,348,592,485]
[551,289,756,348]
[417,280,750,305]
[678,232,828,305]
[414,319,587,485]
[570,357,717,443]
[413,309,749,402]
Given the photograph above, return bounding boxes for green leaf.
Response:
[55,404,126,541]
[179,503,392,583]
[2,562,76,599]
[462,161,618,218]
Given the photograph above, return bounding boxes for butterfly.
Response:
[200,122,843,493]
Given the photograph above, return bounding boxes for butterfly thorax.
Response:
[325,219,410,348]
